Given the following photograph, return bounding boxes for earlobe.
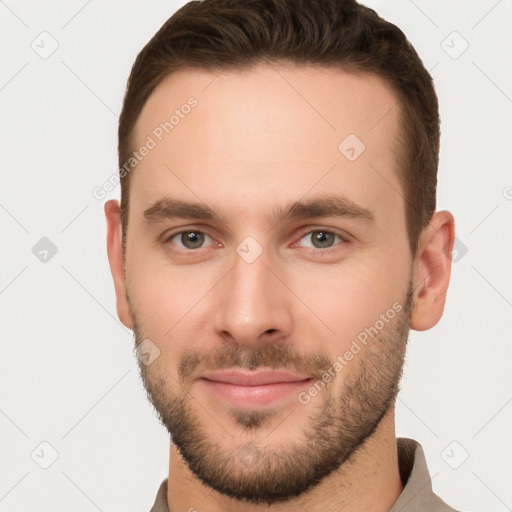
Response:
[104,200,133,329]
[410,211,455,331]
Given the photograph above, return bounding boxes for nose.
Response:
[213,246,293,348]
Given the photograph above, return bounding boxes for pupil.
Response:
[313,231,333,248]
[182,231,204,249]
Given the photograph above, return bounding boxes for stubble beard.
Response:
[131,285,413,505]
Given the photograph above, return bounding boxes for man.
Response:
[105,0,458,510]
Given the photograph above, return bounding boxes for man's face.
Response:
[123,64,414,503]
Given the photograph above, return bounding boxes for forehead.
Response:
[131,63,403,224]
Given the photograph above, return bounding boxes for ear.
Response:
[105,200,133,329]
[410,210,455,331]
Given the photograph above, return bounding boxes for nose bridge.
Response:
[215,243,291,345]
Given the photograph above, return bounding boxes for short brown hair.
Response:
[118,0,439,255]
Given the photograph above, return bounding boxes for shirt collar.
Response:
[389,437,457,512]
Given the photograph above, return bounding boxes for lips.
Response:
[200,369,313,386]
[199,370,315,408]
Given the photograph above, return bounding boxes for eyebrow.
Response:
[143,195,374,226]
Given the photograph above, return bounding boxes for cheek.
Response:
[289,251,410,352]
[125,248,171,330]
[125,251,222,343]
[290,271,381,349]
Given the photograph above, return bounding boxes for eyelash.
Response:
[163,227,348,254]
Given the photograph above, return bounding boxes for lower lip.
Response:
[200,378,314,408]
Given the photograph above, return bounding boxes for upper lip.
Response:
[200,369,313,386]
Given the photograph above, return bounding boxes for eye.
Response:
[296,229,345,250]
[164,228,346,253]
[166,230,215,250]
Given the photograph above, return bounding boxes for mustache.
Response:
[132,321,333,385]
[177,339,333,384]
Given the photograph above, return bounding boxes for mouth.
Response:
[198,369,315,408]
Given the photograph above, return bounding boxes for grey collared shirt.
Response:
[149,437,459,512]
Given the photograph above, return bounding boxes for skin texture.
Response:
[105,63,455,512]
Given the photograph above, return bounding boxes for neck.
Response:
[167,406,402,512]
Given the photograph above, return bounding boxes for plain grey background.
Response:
[1,1,511,511]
